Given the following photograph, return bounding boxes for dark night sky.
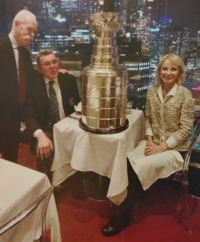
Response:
[164,0,200,36]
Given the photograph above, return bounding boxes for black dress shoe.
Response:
[102,214,131,236]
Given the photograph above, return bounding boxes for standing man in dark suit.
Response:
[0,10,38,162]
[24,49,80,180]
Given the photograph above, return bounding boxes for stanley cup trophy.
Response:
[79,12,129,134]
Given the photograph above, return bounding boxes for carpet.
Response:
[18,143,200,242]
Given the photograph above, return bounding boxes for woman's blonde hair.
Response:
[155,54,186,86]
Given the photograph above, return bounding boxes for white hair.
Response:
[13,10,37,26]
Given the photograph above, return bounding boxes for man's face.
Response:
[37,53,60,80]
[14,18,37,46]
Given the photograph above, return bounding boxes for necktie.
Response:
[49,80,60,125]
[17,46,26,104]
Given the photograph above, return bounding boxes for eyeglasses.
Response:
[40,59,59,68]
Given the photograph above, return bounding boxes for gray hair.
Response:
[36,49,56,65]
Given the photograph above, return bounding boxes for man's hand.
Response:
[59,69,74,75]
[36,132,53,160]
[144,142,168,156]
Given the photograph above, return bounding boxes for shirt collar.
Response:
[167,83,178,96]
[9,33,19,48]
[157,83,178,102]
[44,77,58,85]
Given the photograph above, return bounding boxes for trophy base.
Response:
[79,118,129,134]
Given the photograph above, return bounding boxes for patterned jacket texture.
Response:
[145,85,194,151]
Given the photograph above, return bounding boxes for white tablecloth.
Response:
[52,110,145,204]
[0,158,62,242]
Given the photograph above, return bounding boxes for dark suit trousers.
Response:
[34,127,54,182]
[0,105,25,163]
[0,129,20,163]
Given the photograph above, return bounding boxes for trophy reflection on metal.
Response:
[79,12,129,134]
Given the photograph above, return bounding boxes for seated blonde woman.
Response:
[102,53,194,236]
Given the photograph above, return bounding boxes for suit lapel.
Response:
[35,73,50,109]
[4,37,17,69]
[58,74,69,116]
[58,74,65,99]
[4,37,18,90]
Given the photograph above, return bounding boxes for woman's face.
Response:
[160,59,179,86]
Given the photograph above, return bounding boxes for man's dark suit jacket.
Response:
[24,72,81,153]
[0,36,36,161]
[0,36,35,133]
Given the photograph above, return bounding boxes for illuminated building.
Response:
[149,26,159,76]
[125,57,150,111]
[116,36,150,111]
[135,9,150,56]
[180,28,191,60]
[157,18,182,59]
[71,27,90,43]
[115,0,129,24]
[28,34,70,52]
[61,0,78,11]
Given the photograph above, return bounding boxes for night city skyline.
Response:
[0,0,200,113]
[1,0,200,37]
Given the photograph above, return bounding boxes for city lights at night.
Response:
[0,0,200,111]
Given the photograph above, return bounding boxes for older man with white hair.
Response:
[0,10,38,162]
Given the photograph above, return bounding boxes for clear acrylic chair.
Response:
[183,116,200,187]
[169,116,200,183]
[0,185,55,242]
[167,116,200,234]
[182,116,200,232]
[148,116,200,234]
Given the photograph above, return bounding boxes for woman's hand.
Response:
[144,142,168,156]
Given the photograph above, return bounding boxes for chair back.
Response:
[185,117,200,197]
[0,185,55,242]
[184,117,200,167]
[168,117,200,184]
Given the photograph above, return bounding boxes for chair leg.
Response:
[177,185,193,234]
[184,193,193,234]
